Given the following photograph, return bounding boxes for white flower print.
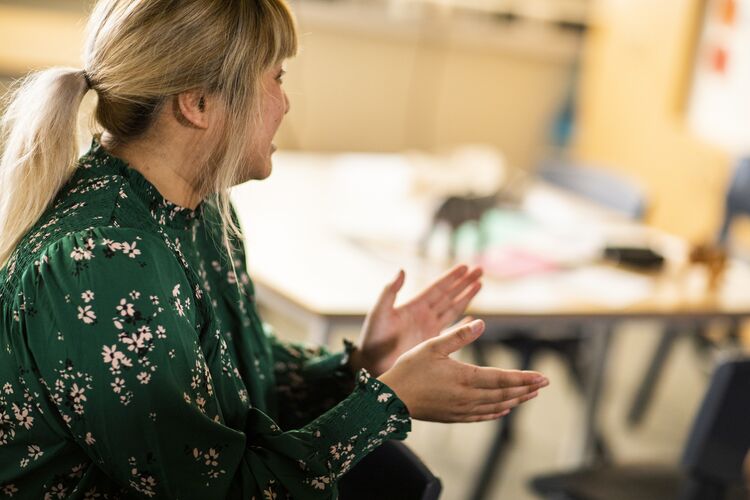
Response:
[46,482,67,498]
[19,457,29,468]
[27,444,43,460]
[102,345,132,370]
[263,486,278,500]
[357,369,372,384]
[83,488,102,499]
[2,382,12,394]
[172,284,181,297]
[116,299,135,317]
[12,404,33,430]
[70,383,87,404]
[137,372,151,384]
[129,290,141,300]
[121,241,141,258]
[310,475,331,491]
[81,290,95,303]
[104,239,122,252]
[77,305,96,324]
[195,395,206,412]
[70,247,93,261]
[121,332,147,352]
[377,392,393,403]
[70,463,86,478]
[85,432,96,445]
[203,448,219,467]
[2,484,18,497]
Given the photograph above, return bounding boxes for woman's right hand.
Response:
[377,319,549,423]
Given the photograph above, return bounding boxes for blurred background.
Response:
[2,1,749,499]
[1,0,739,242]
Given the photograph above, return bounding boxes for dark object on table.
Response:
[531,356,750,500]
[419,191,500,259]
[338,440,442,500]
[603,245,665,270]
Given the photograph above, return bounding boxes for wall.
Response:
[276,2,579,169]
[575,0,731,242]
[0,2,578,172]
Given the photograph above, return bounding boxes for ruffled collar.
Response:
[78,137,204,230]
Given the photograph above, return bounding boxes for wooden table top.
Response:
[231,152,750,324]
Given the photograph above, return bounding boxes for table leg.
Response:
[570,321,614,465]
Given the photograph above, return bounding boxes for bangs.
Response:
[212,0,297,104]
[256,0,298,68]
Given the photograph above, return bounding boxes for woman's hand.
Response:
[352,265,482,377]
[378,319,549,423]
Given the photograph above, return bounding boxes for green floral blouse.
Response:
[0,140,411,499]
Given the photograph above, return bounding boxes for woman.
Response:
[0,1,548,498]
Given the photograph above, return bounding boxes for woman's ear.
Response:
[173,90,209,130]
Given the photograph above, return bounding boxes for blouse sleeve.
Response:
[17,227,410,499]
[267,327,359,429]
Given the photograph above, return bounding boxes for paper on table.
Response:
[328,154,432,244]
[563,267,655,308]
[479,247,559,279]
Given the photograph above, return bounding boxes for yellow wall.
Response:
[0,5,84,73]
[575,0,731,242]
[0,3,578,171]
[275,7,578,169]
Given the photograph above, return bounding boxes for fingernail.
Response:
[532,376,546,384]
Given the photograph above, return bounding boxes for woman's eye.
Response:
[276,70,286,83]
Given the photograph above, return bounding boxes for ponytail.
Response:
[0,68,89,269]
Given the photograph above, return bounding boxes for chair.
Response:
[338,440,442,500]
[719,157,750,246]
[536,161,647,219]
[627,157,750,427]
[469,160,647,500]
[530,356,750,500]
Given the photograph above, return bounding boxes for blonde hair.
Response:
[0,0,297,270]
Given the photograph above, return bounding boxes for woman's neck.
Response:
[100,131,204,210]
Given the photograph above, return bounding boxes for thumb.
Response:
[429,319,484,357]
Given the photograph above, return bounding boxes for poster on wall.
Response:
[688,0,750,154]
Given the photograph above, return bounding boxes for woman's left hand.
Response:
[351,264,483,377]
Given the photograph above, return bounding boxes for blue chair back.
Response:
[538,161,647,220]
[718,157,750,245]
[680,357,750,499]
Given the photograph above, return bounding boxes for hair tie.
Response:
[82,70,93,90]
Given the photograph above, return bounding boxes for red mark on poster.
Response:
[710,45,728,74]
[720,0,736,25]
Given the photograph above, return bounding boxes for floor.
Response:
[264,308,721,500]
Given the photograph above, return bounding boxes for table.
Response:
[230,151,750,482]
